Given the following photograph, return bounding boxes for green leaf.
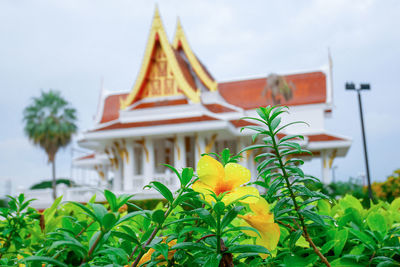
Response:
[94,247,128,261]
[171,242,213,252]
[203,254,222,267]
[289,229,303,250]
[69,202,97,221]
[49,240,87,257]
[151,243,169,261]
[270,116,281,131]
[367,212,388,236]
[24,256,68,267]
[115,210,149,226]
[181,167,193,187]
[283,254,309,267]
[104,190,117,212]
[91,203,108,222]
[145,181,174,204]
[193,208,216,227]
[116,194,135,210]
[227,244,270,255]
[152,209,165,225]
[221,206,243,230]
[111,230,140,245]
[278,134,304,143]
[334,228,348,256]
[256,107,269,122]
[43,195,63,229]
[320,240,335,254]
[213,201,225,215]
[102,213,117,231]
[300,210,326,226]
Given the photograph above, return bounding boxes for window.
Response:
[215,139,237,155]
[133,146,143,175]
[185,136,195,168]
[154,138,175,173]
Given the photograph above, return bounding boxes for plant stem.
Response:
[216,212,221,255]
[196,234,216,243]
[269,124,331,267]
[131,188,185,266]
[81,231,104,265]
[276,220,298,232]
[75,221,95,238]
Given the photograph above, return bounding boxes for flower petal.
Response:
[197,155,224,188]
[256,223,281,252]
[192,180,216,204]
[249,197,274,220]
[224,163,251,188]
[222,186,259,205]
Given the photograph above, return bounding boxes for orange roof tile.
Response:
[173,49,197,89]
[205,104,236,113]
[100,93,128,123]
[131,98,188,110]
[76,154,95,161]
[230,119,259,128]
[218,71,326,109]
[307,134,346,142]
[93,115,218,132]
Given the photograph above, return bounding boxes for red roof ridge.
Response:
[76,154,95,161]
[92,115,220,132]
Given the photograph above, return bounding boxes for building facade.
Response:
[72,8,352,196]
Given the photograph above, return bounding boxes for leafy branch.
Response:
[240,106,331,267]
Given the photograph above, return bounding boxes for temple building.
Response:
[72,8,351,195]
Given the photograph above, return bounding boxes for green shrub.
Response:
[0,106,398,266]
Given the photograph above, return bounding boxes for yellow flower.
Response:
[238,197,280,257]
[138,237,177,266]
[192,155,259,205]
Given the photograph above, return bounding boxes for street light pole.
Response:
[345,82,373,201]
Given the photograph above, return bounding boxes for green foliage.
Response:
[23,90,77,161]
[0,105,398,266]
[23,90,77,200]
[0,194,40,264]
[241,105,331,265]
[372,169,400,202]
[30,178,75,190]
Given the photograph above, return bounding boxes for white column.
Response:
[321,150,332,184]
[195,134,206,165]
[113,158,123,191]
[174,135,185,171]
[123,143,134,191]
[237,137,246,166]
[144,137,154,186]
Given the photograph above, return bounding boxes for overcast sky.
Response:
[0,0,399,192]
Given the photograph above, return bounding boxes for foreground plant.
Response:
[0,194,39,262]
[241,105,331,266]
[0,105,397,266]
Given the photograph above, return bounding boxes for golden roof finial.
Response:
[152,4,162,29]
[173,16,184,47]
[176,16,183,31]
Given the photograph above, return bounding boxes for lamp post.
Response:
[345,82,373,201]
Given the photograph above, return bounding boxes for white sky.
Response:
[0,0,399,191]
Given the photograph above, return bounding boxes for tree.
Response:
[23,90,77,200]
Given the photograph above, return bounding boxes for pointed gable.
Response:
[120,8,201,110]
[173,19,218,92]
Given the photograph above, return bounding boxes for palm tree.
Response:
[23,90,77,200]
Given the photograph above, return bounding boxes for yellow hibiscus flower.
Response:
[238,197,280,257]
[192,155,259,205]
